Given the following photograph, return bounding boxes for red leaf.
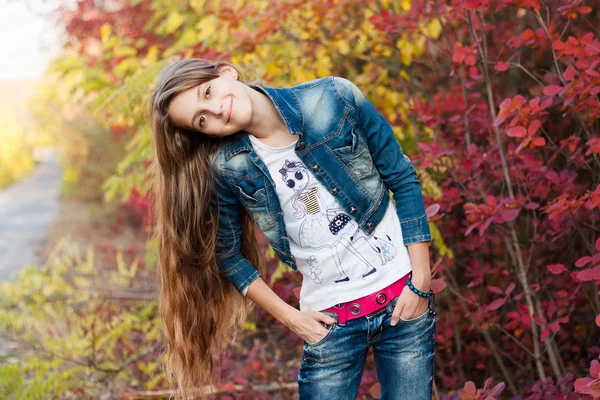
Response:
[502,208,519,221]
[591,359,600,378]
[577,6,592,14]
[528,120,541,135]
[507,126,527,137]
[540,326,550,341]
[505,282,515,296]
[487,298,506,311]
[426,203,440,219]
[575,256,592,267]
[564,65,576,81]
[495,61,510,71]
[547,264,568,274]
[577,267,600,282]
[464,381,477,395]
[525,202,539,210]
[430,278,446,293]
[552,40,564,50]
[369,383,381,398]
[596,315,600,327]
[532,137,546,146]
[487,285,504,295]
[596,237,600,252]
[543,85,563,96]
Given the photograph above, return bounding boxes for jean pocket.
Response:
[305,322,336,347]
[399,307,430,322]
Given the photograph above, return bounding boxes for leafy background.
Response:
[1,0,599,399]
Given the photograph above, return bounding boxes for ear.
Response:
[218,65,239,80]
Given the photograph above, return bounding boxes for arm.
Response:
[211,163,335,340]
[211,167,262,295]
[245,277,299,328]
[332,76,431,246]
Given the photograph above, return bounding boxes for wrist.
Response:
[409,272,431,292]
[282,307,300,328]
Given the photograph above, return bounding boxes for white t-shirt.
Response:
[246,134,413,311]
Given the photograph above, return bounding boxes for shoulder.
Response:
[288,75,364,109]
[329,76,366,108]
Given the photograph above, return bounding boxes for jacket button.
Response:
[367,222,374,229]
[350,206,357,214]
[312,165,319,172]
[330,187,339,195]
[299,141,306,149]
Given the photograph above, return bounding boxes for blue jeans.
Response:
[297,294,436,399]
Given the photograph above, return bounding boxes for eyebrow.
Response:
[190,84,203,130]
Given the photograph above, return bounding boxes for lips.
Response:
[227,97,233,124]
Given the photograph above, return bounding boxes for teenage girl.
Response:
[150,58,436,400]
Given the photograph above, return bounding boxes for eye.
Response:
[295,171,303,180]
[286,179,295,188]
[197,85,212,130]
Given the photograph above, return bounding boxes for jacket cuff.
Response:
[399,213,432,245]
[219,257,262,295]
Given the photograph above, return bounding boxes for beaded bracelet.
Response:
[406,274,433,298]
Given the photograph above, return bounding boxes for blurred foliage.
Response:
[0,239,163,399]
[0,110,35,189]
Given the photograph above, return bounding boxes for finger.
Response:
[318,312,336,324]
[391,302,403,326]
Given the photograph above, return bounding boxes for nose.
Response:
[207,99,223,116]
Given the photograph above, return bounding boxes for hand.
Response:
[289,310,336,344]
[390,274,431,326]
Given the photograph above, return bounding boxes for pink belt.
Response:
[321,271,412,325]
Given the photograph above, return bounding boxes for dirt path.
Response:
[0,147,62,282]
[0,148,152,358]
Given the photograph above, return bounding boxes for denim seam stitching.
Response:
[400,213,429,224]
[239,270,261,293]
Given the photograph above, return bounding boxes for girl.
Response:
[150,58,436,400]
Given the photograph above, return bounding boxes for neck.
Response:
[244,86,291,139]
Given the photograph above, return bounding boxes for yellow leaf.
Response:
[243,321,256,331]
[197,16,217,42]
[269,262,288,285]
[402,0,411,11]
[101,24,111,44]
[335,40,350,55]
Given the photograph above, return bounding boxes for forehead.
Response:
[167,85,199,127]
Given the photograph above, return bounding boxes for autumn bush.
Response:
[2,0,598,399]
[0,111,35,189]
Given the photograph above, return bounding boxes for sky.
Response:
[0,0,63,80]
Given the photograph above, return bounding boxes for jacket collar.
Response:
[223,84,303,161]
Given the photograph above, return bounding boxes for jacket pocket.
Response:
[235,185,266,204]
[331,129,374,179]
[234,184,276,230]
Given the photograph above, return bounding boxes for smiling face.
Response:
[167,65,253,138]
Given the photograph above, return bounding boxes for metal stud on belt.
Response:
[375,293,387,304]
[349,303,361,315]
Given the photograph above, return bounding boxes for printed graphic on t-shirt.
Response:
[277,159,397,284]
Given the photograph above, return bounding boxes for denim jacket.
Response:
[209,76,431,295]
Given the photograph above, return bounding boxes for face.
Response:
[167,66,252,138]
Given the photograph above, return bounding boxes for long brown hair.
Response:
[148,58,267,399]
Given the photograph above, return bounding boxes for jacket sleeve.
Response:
[210,166,262,295]
[332,76,431,245]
